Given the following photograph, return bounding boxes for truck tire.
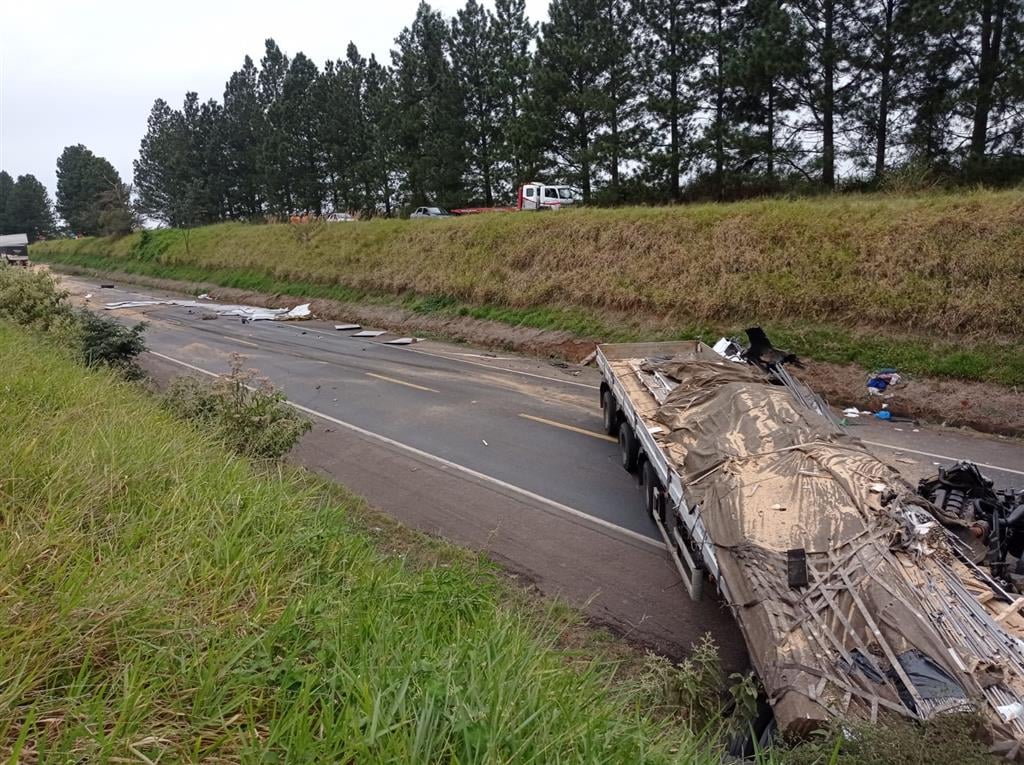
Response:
[642,461,661,520]
[619,425,639,473]
[725,694,775,758]
[601,389,618,436]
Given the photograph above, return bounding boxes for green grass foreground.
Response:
[0,321,726,763]
[31,190,1024,386]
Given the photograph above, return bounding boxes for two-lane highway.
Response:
[62,274,1024,669]
[142,304,659,540]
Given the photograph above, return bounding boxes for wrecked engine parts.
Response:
[919,462,1024,588]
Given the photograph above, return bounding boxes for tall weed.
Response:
[163,353,311,459]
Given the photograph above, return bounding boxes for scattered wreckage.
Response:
[104,299,312,322]
[596,330,1024,757]
[103,299,422,344]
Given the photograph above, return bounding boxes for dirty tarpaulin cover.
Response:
[642,350,1024,755]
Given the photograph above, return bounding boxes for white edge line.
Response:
[148,350,662,549]
[862,439,1024,478]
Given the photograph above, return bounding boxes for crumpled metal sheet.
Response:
[104,300,312,321]
[640,349,1024,752]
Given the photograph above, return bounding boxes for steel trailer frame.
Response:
[596,341,731,603]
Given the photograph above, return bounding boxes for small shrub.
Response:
[76,309,147,379]
[635,634,725,728]
[163,353,311,459]
[0,266,148,379]
[0,265,73,332]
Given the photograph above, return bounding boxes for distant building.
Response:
[0,233,30,267]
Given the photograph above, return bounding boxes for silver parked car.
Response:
[410,206,453,219]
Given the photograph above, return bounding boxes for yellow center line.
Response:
[226,336,260,348]
[518,413,617,443]
[366,372,439,393]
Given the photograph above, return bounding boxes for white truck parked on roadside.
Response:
[450,183,579,215]
[516,182,577,210]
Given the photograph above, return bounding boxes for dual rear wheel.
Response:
[601,389,618,436]
[606,388,664,521]
[642,460,662,520]
[618,425,639,472]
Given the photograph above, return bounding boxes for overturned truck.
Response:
[596,334,1024,757]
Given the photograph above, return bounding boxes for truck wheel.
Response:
[642,461,661,520]
[725,694,775,758]
[601,389,618,436]
[619,426,639,473]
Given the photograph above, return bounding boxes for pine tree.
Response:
[134,99,186,225]
[450,0,501,204]
[134,94,219,227]
[392,2,467,207]
[692,0,744,198]
[0,171,15,234]
[178,92,226,224]
[594,0,648,202]
[363,56,402,215]
[223,56,266,218]
[6,175,55,241]
[530,0,609,201]
[844,0,914,180]
[320,45,367,214]
[901,0,961,163]
[899,0,1024,168]
[638,0,700,200]
[196,97,231,221]
[259,39,292,216]
[280,53,324,214]
[492,0,538,195]
[787,0,856,187]
[967,0,1018,160]
[55,144,127,236]
[729,0,803,185]
[95,181,138,236]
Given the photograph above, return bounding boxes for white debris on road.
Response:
[104,299,312,321]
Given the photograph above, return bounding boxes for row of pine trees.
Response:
[134,0,1023,224]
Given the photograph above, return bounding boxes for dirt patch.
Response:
[803,362,1024,438]
[57,265,1024,438]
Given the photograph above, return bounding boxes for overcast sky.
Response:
[0,0,549,200]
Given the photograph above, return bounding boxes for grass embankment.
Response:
[32,189,1024,385]
[0,322,722,763]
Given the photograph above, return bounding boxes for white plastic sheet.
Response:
[105,299,312,321]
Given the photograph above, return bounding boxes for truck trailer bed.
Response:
[597,340,1024,755]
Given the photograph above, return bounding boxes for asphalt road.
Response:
[62,275,1024,669]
